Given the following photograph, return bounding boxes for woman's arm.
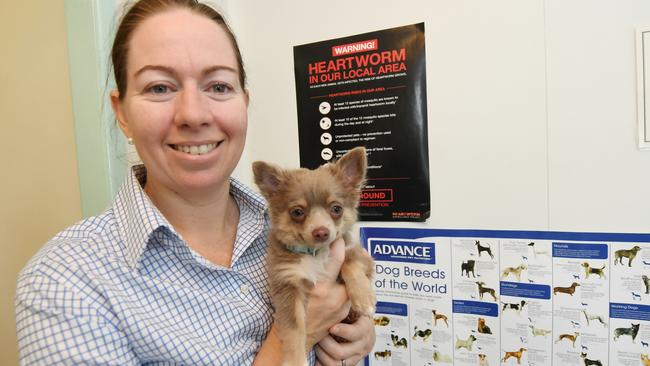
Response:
[252,322,283,365]
[16,272,139,365]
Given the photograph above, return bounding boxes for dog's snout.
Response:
[312,227,330,242]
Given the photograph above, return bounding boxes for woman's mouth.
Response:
[169,143,219,156]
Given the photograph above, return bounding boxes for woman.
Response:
[15,0,375,364]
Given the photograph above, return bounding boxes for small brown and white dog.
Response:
[374,315,390,326]
[581,262,606,279]
[553,282,580,296]
[253,147,375,365]
[501,264,527,281]
[555,332,580,347]
[502,348,527,364]
[478,353,489,366]
[432,309,449,327]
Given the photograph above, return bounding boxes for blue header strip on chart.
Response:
[360,227,650,244]
[500,281,551,300]
[610,302,650,321]
[552,242,608,259]
[376,301,408,316]
[452,300,499,317]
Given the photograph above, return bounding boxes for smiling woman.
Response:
[14,0,375,365]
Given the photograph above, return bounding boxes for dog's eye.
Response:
[289,207,305,221]
[330,205,343,218]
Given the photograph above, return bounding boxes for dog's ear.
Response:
[252,161,283,198]
[335,146,367,188]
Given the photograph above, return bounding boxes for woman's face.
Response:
[112,9,248,197]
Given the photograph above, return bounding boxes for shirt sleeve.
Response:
[15,270,139,365]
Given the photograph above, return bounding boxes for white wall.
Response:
[228,0,650,233]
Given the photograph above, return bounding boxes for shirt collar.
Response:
[113,165,175,269]
[113,165,269,269]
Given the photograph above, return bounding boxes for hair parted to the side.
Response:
[111,0,246,100]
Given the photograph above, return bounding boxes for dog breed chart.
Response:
[361,228,650,366]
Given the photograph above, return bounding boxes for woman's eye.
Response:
[148,84,170,94]
[210,83,231,93]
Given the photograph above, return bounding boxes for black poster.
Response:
[293,23,429,222]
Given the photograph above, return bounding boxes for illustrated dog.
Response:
[391,334,407,348]
[476,281,498,301]
[582,309,607,327]
[253,147,375,365]
[643,275,650,294]
[580,353,602,366]
[613,323,640,343]
[581,262,606,279]
[614,245,642,267]
[642,354,650,366]
[373,315,390,326]
[502,300,527,314]
[529,325,552,337]
[374,350,391,360]
[478,353,489,366]
[461,259,476,277]
[475,240,494,259]
[455,334,477,351]
[433,350,452,363]
[555,332,580,347]
[432,309,449,327]
[501,264,527,281]
[477,317,492,334]
[502,348,527,364]
[412,326,432,341]
[553,282,580,296]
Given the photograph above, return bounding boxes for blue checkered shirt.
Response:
[15,165,301,365]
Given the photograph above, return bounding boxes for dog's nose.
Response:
[312,227,330,242]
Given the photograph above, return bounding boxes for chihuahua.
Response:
[253,147,375,365]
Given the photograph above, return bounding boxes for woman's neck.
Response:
[144,179,240,267]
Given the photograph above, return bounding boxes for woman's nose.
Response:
[174,87,210,128]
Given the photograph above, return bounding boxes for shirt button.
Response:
[240,284,250,294]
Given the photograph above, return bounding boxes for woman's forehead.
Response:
[126,9,238,76]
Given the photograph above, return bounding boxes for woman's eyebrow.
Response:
[133,65,237,78]
[202,65,238,76]
[133,65,177,78]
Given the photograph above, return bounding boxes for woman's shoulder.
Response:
[18,209,119,283]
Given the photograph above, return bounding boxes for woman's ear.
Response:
[110,90,131,139]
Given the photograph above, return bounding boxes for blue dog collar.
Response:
[285,245,321,256]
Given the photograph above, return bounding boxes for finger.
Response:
[330,322,361,343]
[331,315,375,352]
[324,236,345,280]
[314,342,338,366]
[319,335,365,366]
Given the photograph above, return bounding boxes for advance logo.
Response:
[369,239,435,264]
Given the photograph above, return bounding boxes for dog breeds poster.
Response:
[361,227,650,365]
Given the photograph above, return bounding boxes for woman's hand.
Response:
[314,314,376,366]
[305,237,351,349]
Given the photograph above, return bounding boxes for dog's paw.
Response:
[351,294,377,317]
